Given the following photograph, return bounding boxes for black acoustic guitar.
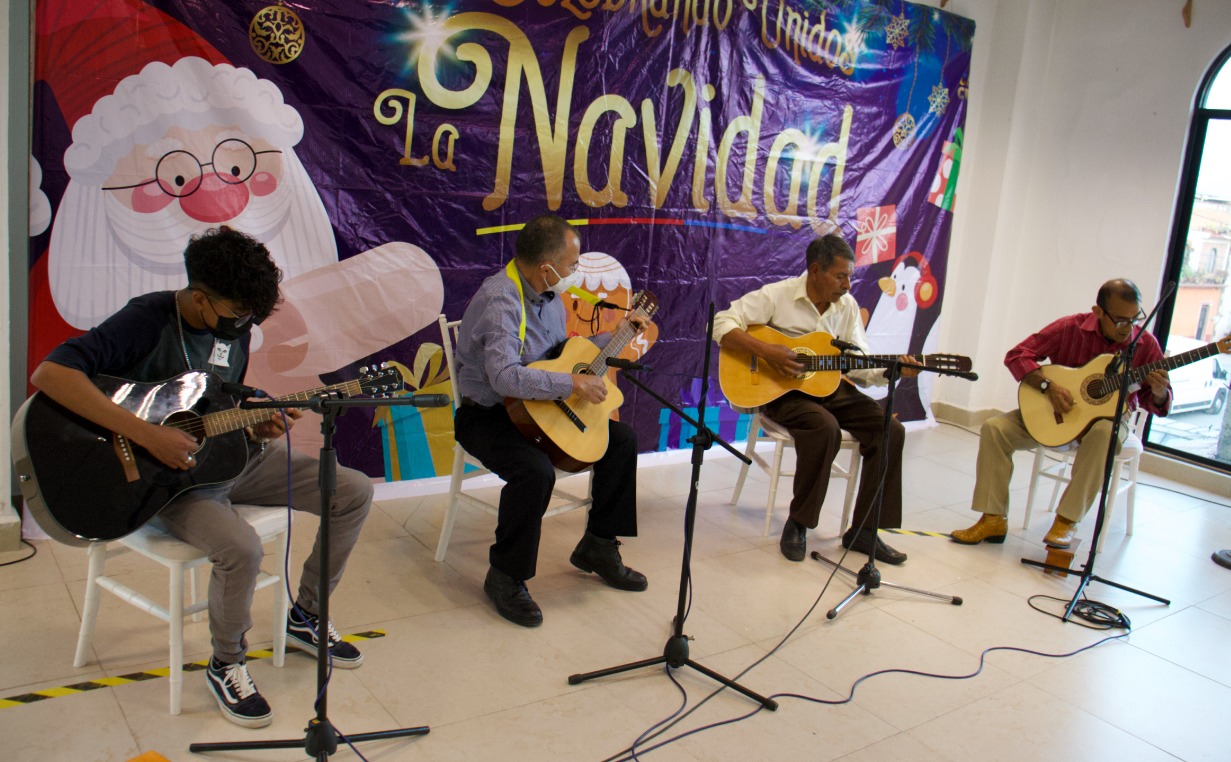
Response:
[11,365,405,546]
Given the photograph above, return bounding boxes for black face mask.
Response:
[196,290,255,341]
[208,315,253,341]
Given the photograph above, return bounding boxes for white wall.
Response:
[934,0,1231,415]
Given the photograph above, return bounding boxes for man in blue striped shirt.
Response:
[454,215,648,627]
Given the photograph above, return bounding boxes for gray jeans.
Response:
[154,438,373,663]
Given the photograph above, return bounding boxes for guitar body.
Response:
[718,326,848,408]
[1018,356,1119,447]
[1019,334,1231,447]
[506,337,624,472]
[12,372,249,545]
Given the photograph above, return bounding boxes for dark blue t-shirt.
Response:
[44,291,250,385]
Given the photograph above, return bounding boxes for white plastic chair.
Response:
[1023,411,1146,551]
[73,505,289,715]
[729,411,863,536]
[434,315,593,562]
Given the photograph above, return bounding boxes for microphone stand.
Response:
[568,305,778,711]
[191,393,435,758]
[812,355,973,619]
[1021,287,1176,617]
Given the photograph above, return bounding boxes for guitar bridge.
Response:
[112,434,141,483]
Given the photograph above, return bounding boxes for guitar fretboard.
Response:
[1091,340,1223,397]
[583,292,659,375]
[794,353,924,372]
[187,380,363,438]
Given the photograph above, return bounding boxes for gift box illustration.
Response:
[855,205,897,268]
[373,346,464,481]
[657,377,752,451]
[928,128,963,212]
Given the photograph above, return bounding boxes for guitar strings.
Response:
[155,378,366,440]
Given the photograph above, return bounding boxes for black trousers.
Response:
[454,403,638,581]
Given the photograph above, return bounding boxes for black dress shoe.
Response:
[570,532,648,591]
[841,527,907,565]
[780,518,807,562]
[483,567,543,627]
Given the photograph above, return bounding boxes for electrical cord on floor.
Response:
[1028,593,1132,630]
[607,632,1130,761]
[606,479,879,762]
[0,540,38,567]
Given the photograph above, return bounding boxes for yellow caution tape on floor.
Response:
[0,630,386,710]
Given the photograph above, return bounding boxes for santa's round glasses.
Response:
[102,139,281,198]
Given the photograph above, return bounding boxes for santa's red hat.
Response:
[36,0,227,131]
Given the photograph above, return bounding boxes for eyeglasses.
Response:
[198,290,255,328]
[1104,309,1146,329]
[547,261,580,276]
[102,139,282,198]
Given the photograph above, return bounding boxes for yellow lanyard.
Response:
[504,260,603,355]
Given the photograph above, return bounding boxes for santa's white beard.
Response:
[48,155,337,329]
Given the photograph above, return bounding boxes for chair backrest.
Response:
[1127,408,1147,437]
[438,314,463,407]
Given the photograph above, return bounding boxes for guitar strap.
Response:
[504,260,604,356]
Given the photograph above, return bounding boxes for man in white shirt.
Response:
[714,234,917,564]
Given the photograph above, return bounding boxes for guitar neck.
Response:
[797,353,921,372]
[1101,341,1221,393]
[197,380,359,438]
[583,306,654,375]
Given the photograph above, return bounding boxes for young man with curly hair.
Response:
[30,227,373,728]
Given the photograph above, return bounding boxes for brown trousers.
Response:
[763,382,905,531]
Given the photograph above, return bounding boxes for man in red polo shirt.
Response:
[951,279,1172,548]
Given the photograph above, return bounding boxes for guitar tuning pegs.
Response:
[359,366,369,374]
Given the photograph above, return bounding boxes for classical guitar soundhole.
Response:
[794,347,816,379]
[1080,374,1111,406]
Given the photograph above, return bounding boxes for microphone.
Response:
[606,357,651,371]
[221,382,268,398]
[829,338,862,353]
[596,300,628,311]
[404,394,451,407]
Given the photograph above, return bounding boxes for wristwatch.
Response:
[1038,379,1051,393]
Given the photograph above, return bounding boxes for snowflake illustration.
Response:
[885,13,910,49]
[928,84,950,115]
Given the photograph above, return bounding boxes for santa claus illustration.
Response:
[33,1,442,407]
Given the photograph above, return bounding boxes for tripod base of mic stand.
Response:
[811,551,963,619]
[1020,556,1171,618]
[567,633,779,711]
[189,717,429,757]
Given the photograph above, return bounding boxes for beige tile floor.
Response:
[2,423,1230,761]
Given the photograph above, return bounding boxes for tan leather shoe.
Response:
[950,514,1008,545]
[1044,517,1078,548]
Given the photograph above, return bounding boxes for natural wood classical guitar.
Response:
[506,291,658,472]
[1019,333,1231,447]
[718,324,972,408]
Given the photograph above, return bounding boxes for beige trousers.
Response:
[971,409,1125,524]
